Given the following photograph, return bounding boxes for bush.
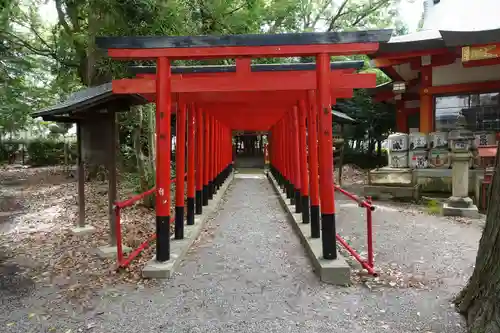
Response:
[0,140,23,163]
[27,139,76,166]
[343,151,388,169]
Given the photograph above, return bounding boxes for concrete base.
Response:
[369,167,413,186]
[70,225,96,236]
[364,184,420,202]
[142,171,235,279]
[442,196,480,218]
[96,244,132,259]
[267,172,351,286]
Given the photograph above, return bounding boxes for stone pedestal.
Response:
[442,150,479,218]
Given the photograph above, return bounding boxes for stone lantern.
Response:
[442,112,479,217]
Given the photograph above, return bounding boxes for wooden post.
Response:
[76,121,86,228]
[107,110,118,246]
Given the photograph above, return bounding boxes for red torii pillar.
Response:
[175,103,187,239]
[317,54,336,259]
[186,103,196,225]
[155,57,172,261]
[307,91,320,238]
[291,106,302,214]
[195,106,204,214]
[298,99,309,224]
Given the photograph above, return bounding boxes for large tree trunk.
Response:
[455,142,500,333]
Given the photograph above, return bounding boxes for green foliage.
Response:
[343,149,387,169]
[425,199,442,215]
[337,89,396,142]
[2,0,409,182]
[26,139,76,166]
[0,139,23,162]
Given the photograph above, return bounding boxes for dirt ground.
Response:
[0,166,484,332]
[0,165,160,314]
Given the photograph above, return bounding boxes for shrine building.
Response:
[365,0,500,209]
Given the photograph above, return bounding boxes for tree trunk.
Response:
[455,142,500,333]
[132,106,149,192]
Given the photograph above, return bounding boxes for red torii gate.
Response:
[96,30,391,266]
[117,60,372,239]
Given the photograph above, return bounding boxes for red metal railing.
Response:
[334,185,376,276]
[114,174,186,269]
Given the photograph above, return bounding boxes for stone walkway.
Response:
[1,170,481,332]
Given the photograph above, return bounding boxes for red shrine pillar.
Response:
[186,103,196,225]
[285,117,293,202]
[292,106,302,213]
[281,120,288,193]
[203,112,210,206]
[395,100,407,133]
[216,122,221,187]
[195,106,204,214]
[298,99,310,224]
[214,120,220,191]
[279,122,285,187]
[155,57,173,262]
[316,53,337,260]
[175,102,187,240]
[307,90,320,238]
[208,115,214,200]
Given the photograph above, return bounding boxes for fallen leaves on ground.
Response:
[335,164,367,185]
[0,165,178,309]
[337,241,432,291]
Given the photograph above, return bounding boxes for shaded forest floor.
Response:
[0,165,484,332]
[0,165,164,313]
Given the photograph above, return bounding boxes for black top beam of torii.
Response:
[95,30,393,49]
[128,61,365,75]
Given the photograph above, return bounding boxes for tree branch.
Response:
[54,0,73,35]
[326,0,350,31]
[223,4,246,16]
[350,0,391,27]
[3,31,53,57]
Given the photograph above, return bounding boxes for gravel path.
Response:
[1,171,480,332]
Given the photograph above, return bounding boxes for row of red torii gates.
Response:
[96,30,392,264]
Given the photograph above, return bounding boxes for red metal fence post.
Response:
[187,103,196,225]
[115,206,123,264]
[366,196,374,267]
[307,90,320,238]
[155,56,172,262]
[316,53,337,260]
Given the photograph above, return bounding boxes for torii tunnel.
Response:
[96,30,392,265]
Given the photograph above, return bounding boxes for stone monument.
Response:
[442,112,479,218]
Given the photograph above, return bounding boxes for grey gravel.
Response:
[1,172,480,332]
